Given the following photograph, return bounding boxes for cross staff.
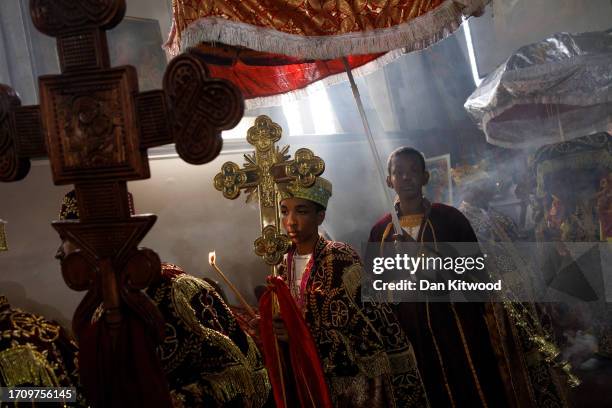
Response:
[214,115,324,266]
[214,115,329,408]
[0,0,244,406]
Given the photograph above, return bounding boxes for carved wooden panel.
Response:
[40,67,149,183]
[13,106,45,158]
[0,85,31,182]
[136,90,172,149]
[30,0,126,35]
[164,51,244,164]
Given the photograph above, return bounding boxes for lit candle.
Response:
[208,251,256,319]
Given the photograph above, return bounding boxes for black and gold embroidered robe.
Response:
[144,263,270,408]
[0,295,85,406]
[459,201,570,408]
[284,237,428,408]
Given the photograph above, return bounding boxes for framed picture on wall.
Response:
[107,17,168,92]
[424,154,452,205]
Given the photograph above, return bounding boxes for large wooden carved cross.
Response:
[214,115,324,266]
[0,0,243,406]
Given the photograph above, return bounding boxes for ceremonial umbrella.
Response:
[464,29,612,149]
[164,1,489,405]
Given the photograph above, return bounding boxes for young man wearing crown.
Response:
[56,190,270,408]
[368,147,511,408]
[274,177,428,407]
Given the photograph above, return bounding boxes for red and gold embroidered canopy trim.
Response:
[166,0,489,59]
[163,0,489,103]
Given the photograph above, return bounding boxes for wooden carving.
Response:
[0,0,244,406]
[0,84,42,182]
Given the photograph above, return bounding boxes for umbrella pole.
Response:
[271,264,287,407]
[342,57,402,235]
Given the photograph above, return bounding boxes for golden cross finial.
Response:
[214,115,324,265]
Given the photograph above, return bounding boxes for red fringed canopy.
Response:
[165,0,489,103]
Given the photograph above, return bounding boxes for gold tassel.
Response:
[202,364,256,404]
[504,301,581,387]
[387,348,418,374]
[0,345,58,387]
[244,335,272,407]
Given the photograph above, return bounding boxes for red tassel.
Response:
[259,276,333,408]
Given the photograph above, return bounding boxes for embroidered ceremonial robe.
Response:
[0,295,86,405]
[459,201,570,407]
[145,263,271,408]
[284,237,428,408]
[369,201,510,408]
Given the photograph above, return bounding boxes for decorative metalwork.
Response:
[213,115,325,265]
[254,225,290,265]
[285,148,325,188]
[213,162,248,199]
[246,116,281,152]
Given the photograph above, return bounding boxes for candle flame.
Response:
[208,251,216,265]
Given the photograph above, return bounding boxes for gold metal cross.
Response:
[214,115,324,265]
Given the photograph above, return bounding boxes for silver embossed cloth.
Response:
[465,30,612,149]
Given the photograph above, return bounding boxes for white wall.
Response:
[0,0,174,104]
[1,162,71,326]
[125,0,174,49]
[0,0,42,104]
[470,0,612,75]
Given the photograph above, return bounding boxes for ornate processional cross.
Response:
[214,115,324,266]
[0,0,243,405]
